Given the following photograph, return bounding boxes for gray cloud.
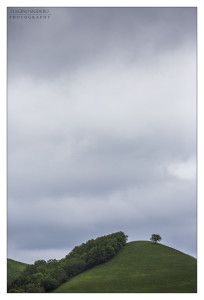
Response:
[8,7,197,263]
[8,8,196,80]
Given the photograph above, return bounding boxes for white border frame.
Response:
[1,0,203,299]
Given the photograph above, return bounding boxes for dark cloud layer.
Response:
[8,8,196,80]
[8,7,197,263]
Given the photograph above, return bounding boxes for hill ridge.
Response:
[54,241,197,293]
[7,258,28,284]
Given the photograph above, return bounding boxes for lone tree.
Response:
[150,234,162,244]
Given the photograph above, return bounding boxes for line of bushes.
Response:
[8,231,128,293]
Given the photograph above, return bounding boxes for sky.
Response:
[7,7,197,263]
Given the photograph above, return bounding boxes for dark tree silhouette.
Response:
[150,234,162,244]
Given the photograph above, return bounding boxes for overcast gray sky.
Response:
[7,7,197,263]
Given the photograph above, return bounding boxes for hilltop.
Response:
[7,234,197,293]
[54,241,197,293]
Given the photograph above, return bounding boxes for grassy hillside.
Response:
[7,259,28,282]
[54,241,197,293]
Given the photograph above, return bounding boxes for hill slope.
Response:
[7,259,28,283]
[54,241,197,293]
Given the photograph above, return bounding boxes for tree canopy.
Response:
[8,231,128,293]
[150,234,162,244]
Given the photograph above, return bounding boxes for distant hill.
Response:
[7,259,28,283]
[54,241,197,293]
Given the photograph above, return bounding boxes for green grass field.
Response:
[7,258,28,283]
[54,241,197,293]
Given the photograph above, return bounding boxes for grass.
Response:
[7,258,28,283]
[54,241,197,293]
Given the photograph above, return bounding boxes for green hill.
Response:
[7,258,28,283]
[54,241,197,293]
